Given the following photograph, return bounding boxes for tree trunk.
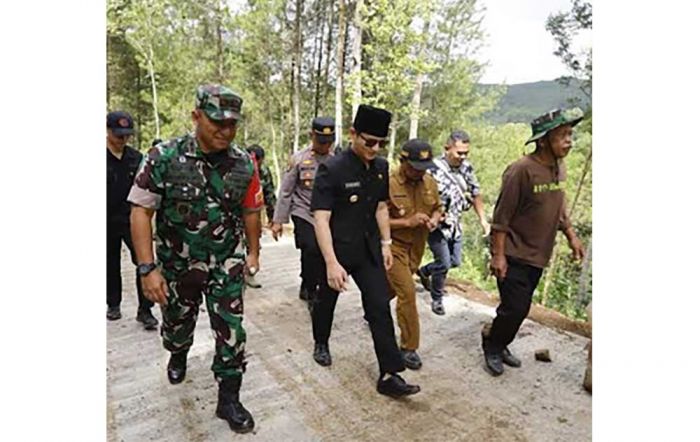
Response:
[409,20,430,139]
[334,0,347,146]
[292,0,304,153]
[313,0,326,117]
[146,43,160,139]
[350,0,363,120]
[269,117,281,194]
[409,74,424,139]
[388,120,397,159]
[322,0,334,111]
[215,0,224,83]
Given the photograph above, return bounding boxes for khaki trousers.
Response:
[387,244,421,351]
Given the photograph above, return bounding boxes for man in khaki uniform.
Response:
[387,139,443,370]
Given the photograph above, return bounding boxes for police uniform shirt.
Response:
[108,145,143,225]
[273,144,333,226]
[310,148,389,265]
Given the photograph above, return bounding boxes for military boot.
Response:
[216,377,255,433]
[167,350,188,384]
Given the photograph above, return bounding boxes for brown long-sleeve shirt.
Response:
[491,155,572,268]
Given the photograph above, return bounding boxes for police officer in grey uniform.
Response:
[271,117,335,301]
[310,104,421,398]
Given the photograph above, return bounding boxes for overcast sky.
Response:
[477,0,592,84]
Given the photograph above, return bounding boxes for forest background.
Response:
[107,0,592,319]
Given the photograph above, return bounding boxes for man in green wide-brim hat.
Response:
[482,108,587,377]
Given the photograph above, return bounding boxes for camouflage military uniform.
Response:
[258,162,276,220]
[128,133,263,381]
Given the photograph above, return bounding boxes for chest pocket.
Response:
[222,168,251,204]
[390,193,413,218]
[299,164,317,188]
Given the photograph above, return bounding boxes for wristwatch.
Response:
[137,262,157,277]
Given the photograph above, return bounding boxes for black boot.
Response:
[299,285,310,301]
[501,347,521,368]
[377,373,421,398]
[313,342,332,367]
[136,308,159,331]
[216,377,255,433]
[167,350,188,384]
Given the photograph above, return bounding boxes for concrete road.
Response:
[107,234,591,441]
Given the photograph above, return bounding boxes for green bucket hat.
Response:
[524,108,584,145]
[195,84,243,121]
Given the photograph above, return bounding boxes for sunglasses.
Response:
[359,133,388,148]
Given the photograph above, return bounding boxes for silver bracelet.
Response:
[380,239,392,246]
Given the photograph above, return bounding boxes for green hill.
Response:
[482,79,591,124]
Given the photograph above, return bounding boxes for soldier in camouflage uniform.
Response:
[244,144,275,289]
[128,84,262,434]
[246,144,276,223]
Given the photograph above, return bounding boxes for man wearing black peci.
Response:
[310,104,420,398]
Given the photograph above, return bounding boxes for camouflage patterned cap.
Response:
[195,84,243,121]
[525,108,584,145]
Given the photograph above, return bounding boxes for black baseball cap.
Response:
[312,117,335,144]
[399,139,435,171]
[107,111,135,136]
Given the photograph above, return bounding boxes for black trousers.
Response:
[485,257,543,355]
[311,249,405,375]
[107,221,152,310]
[292,216,323,295]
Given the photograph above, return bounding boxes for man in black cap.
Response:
[386,139,443,370]
[483,108,586,376]
[106,111,158,329]
[310,104,421,398]
[271,117,335,302]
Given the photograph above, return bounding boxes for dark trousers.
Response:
[107,222,152,310]
[420,230,462,300]
[485,257,543,355]
[292,216,323,295]
[311,250,405,375]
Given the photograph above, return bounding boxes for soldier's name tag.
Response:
[349,194,359,203]
[344,181,361,189]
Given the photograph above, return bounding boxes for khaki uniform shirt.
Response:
[387,169,443,271]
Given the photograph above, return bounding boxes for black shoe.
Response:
[299,286,310,301]
[502,347,521,368]
[484,352,504,376]
[106,306,122,321]
[136,308,159,331]
[216,377,255,433]
[313,342,332,367]
[377,374,421,398]
[417,268,431,291]
[401,349,423,370]
[431,299,445,316]
[167,351,188,384]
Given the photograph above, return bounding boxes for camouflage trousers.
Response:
[160,255,247,382]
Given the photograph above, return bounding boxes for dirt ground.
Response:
[107,234,591,441]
